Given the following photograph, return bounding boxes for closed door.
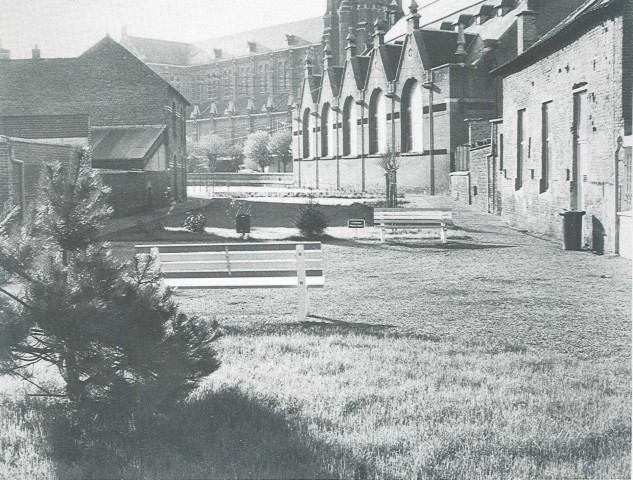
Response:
[572,91,587,211]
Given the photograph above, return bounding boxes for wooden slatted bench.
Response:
[374,208,453,243]
[134,242,324,321]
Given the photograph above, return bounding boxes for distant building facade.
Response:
[293,0,586,194]
[0,37,189,216]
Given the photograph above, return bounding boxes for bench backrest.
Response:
[134,242,324,289]
[374,208,452,224]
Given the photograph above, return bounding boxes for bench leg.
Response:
[296,245,309,321]
[380,227,386,243]
[441,225,447,244]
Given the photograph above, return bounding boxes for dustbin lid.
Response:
[559,210,586,217]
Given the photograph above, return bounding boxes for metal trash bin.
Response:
[559,211,585,251]
[236,214,251,234]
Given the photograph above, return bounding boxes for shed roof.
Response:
[91,126,164,162]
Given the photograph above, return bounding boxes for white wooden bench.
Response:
[134,242,324,321]
[374,208,453,243]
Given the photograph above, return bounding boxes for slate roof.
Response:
[0,37,189,121]
[195,17,324,61]
[120,35,213,65]
[492,0,622,75]
[91,126,165,162]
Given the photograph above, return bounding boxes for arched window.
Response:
[321,103,330,158]
[302,108,311,159]
[343,96,357,156]
[401,80,423,152]
[369,89,387,154]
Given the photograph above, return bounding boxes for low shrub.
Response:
[183,212,207,233]
[295,199,328,239]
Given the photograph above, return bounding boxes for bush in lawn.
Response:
[296,196,328,239]
[0,146,220,446]
[183,212,207,233]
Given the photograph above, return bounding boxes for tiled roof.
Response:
[91,126,165,162]
[195,17,323,60]
[120,35,213,65]
[0,37,189,124]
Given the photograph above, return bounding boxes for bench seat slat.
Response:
[136,242,321,254]
[163,269,323,279]
[157,250,322,263]
[160,259,322,272]
[165,276,324,289]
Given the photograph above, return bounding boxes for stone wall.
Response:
[98,170,172,217]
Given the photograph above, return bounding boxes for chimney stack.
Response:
[32,45,41,60]
[454,22,466,63]
[517,2,539,54]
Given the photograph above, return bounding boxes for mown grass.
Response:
[1,331,629,479]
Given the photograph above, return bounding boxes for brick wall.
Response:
[469,145,492,212]
[0,115,90,139]
[11,140,74,209]
[0,140,11,209]
[500,13,625,252]
[450,171,470,205]
[98,170,171,217]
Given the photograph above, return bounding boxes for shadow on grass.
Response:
[386,241,517,250]
[41,388,339,479]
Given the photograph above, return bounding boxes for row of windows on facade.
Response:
[169,63,305,102]
[299,80,424,159]
[511,92,587,195]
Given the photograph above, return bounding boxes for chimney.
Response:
[346,28,357,60]
[373,18,386,48]
[517,2,539,54]
[407,0,420,33]
[0,40,10,60]
[213,48,222,59]
[454,22,466,63]
[32,45,41,60]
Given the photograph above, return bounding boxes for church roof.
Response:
[195,17,324,61]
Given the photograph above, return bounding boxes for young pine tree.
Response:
[0,147,220,413]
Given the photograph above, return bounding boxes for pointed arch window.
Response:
[401,80,423,152]
[343,96,357,156]
[302,108,311,159]
[321,103,330,157]
[369,89,387,154]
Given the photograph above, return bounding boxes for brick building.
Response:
[0,37,189,216]
[457,0,631,256]
[293,0,585,193]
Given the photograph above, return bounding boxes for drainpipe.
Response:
[615,136,623,254]
[423,71,435,195]
[356,94,366,192]
[312,107,319,189]
[294,108,302,188]
[333,101,342,190]
[387,81,396,151]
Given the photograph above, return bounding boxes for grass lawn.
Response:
[1,197,630,479]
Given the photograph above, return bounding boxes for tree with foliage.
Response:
[243,130,271,172]
[190,134,244,172]
[0,147,220,412]
[268,129,292,172]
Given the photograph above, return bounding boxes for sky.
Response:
[0,0,328,59]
